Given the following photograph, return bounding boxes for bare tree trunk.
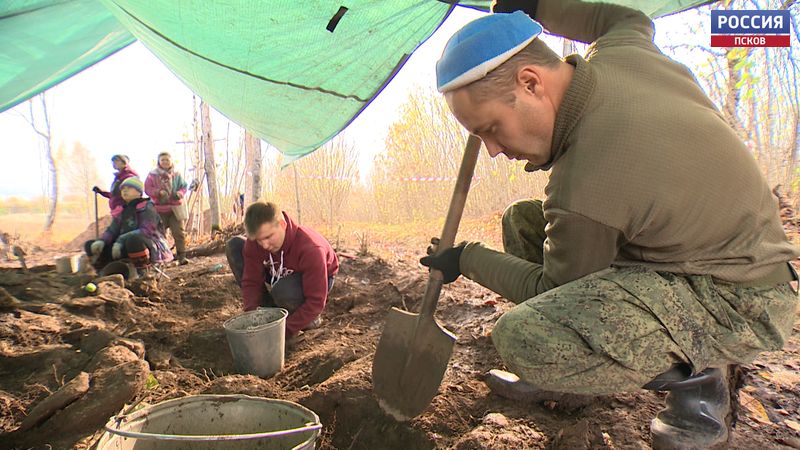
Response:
[187,95,204,237]
[224,122,231,213]
[27,95,57,232]
[251,137,262,204]
[292,163,302,225]
[232,132,246,202]
[792,114,800,169]
[722,49,745,137]
[243,131,263,207]
[45,143,57,231]
[200,101,221,232]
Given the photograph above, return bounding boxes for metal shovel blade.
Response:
[372,307,456,421]
[371,135,481,421]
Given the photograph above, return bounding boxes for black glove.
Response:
[420,241,466,284]
[92,186,102,194]
[491,0,538,18]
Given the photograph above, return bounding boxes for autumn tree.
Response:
[60,141,101,221]
[372,90,462,222]
[372,87,548,223]
[660,0,800,195]
[272,137,360,232]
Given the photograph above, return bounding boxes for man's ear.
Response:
[517,66,542,96]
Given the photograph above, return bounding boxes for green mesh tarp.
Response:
[0,1,134,114]
[99,0,461,162]
[1,0,711,160]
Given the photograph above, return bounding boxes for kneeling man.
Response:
[226,201,339,337]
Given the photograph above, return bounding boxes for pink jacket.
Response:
[144,167,188,215]
[99,166,138,217]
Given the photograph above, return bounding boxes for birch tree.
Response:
[200,101,221,232]
[20,94,58,231]
[244,130,263,206]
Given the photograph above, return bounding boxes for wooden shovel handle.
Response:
[420,134,481,319]
[94,191,100,240]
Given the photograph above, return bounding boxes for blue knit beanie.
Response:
[436,11,543,93]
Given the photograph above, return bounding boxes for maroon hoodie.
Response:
[241,212,339,335]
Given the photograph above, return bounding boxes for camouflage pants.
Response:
[492,199,798,395]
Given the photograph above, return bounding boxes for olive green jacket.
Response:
[460,0,799,302]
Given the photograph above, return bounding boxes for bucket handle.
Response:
[105,420,322,441]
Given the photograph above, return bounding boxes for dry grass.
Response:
[314,215,505,259]
[0,213,90,244]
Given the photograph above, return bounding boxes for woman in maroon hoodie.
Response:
[225,201,339,337]
[93,154,138,218]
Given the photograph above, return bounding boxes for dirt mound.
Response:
[64,215,114,252]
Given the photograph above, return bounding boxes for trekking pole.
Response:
[94,191,99,239]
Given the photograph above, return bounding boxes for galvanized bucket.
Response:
[223,308,288,378]
[96,394,321,449]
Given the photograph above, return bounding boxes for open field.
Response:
[0,213,91,245]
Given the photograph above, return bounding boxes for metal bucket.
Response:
[223,308,288,378]
[99,260,138,280]
[95,394,321,449]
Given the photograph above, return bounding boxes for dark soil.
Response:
[0,247,798,449]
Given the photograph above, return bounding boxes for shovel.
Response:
[372,134,481,421]
[94,190,100,239]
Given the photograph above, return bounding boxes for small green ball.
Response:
[85,283,97,293]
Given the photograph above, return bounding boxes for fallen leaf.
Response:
[771,370,800,389]
[786,420,800,432]
[739,391,772,425]
[145,373,159,390]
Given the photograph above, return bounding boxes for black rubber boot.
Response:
[644,365,737,450]
[98,260,138,281]
[303,316,323,330]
